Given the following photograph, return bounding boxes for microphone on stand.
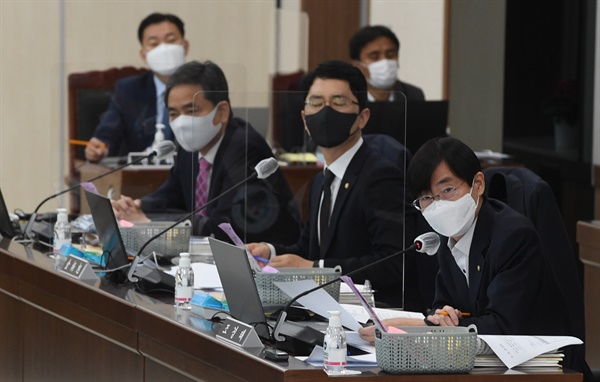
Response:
[126,157,280,288]
[23,141,177,242]
[272,232,440,342]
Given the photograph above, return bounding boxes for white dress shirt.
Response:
[446,218,478,286]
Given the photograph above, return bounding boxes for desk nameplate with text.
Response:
[216,317,263,349]
[59,255,99,281]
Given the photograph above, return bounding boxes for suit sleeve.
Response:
[92,80,127,156]
[323,165,410,286]
[435,223,545,335]
[140,153,187,213]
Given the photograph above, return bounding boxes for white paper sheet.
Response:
[165,262,222,289]
[477,335,582,369]
[273,279,362,331]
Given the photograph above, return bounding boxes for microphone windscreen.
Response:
[154,140,177,159]
[255,157,279,179]
[414,232,440,256]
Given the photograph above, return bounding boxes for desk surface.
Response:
[0,238,582,382]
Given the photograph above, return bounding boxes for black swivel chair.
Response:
[484,166,592,379]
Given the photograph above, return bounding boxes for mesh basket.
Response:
[254,266,341,305]
[119,221,191,258]
[374,325,478,374]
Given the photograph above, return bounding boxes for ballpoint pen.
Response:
[439,311,471,317]
[252,255,270,264]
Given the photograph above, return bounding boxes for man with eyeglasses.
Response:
[358,137,592,380]
[248,60,428,310]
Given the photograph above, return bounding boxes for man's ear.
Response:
[215,101,230,125]
[357,108,370,130]
[139,48,147,63]
[473,171,485,198]
[183,39,190,55]
[301,110,311,137]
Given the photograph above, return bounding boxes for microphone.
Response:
[23,141,177,242]
[272,232,440,342]
[126,157,280,287]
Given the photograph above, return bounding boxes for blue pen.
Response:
[252,255,270,264]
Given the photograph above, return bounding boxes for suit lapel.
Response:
[467,202,492,312]
[320,143,368,256]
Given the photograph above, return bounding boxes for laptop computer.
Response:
[83,188,175,290]
[208,237,271,340]
[0,188,18,239]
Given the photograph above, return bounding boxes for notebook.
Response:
[208,237,271,340]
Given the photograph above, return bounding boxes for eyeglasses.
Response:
[411,182,466,211]
[304,95,359,112]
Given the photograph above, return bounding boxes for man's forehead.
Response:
[308,78,352,96]
[143,21,181,41]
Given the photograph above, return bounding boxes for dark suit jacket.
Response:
[274,141,423,309]
[140,117,301,245]
[433,199,590,378]
[393,80,425,102]
[93,71,163,157]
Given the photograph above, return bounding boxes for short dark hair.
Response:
[165,61,230,107]
[138,13,185,44]
[300,60,368,111]
[407,137,481,197]
[349,25,400,60]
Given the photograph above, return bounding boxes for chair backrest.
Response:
[271,70,305,151]
[363,133,412,171]
[483,166,585,340]
[68,66,148,174]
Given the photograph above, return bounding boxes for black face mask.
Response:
[305,107,359,148]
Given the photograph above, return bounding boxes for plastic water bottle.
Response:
[53,208,71,254]
[323,310,347,374]
[174,253,194,309]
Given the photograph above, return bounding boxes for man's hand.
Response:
[426,305,462,326]
[358,318,426,344]
[85,137,108,162]
[111,195,150,222]
[269,254,314,268]
[246,242,271,268]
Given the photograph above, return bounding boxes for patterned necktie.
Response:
[195,157,211,216]
[319,169,335,258]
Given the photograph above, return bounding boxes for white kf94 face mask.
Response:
[145,43,186,76]
[365,59,399,89]
[170,103,222,152]
[422,186,479,238]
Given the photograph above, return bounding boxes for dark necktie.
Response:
[319,169,335,258]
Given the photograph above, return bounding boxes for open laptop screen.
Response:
[208,237,270,340]
[83,189,129,282]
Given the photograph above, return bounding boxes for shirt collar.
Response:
[153,75,166,99]
[447,217,478,254]
[325,137,363,180]
[367,91,395,102]
[198,133,225,165]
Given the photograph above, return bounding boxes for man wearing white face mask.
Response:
[86,13,189,162]
[112,61,301,245]
[358,137,591,380]
[349,25,424,103]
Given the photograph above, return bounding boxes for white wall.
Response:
[370,0,446,100]
[0,1,275,213]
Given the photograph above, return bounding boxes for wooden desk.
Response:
[576,221,600,370]
[0,238,583,381]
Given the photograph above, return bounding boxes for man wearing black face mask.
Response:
[248,61,423,310]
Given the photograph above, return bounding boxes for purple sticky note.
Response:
[81,182,98,194]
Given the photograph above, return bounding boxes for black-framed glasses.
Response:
[304,95,359,112]
[411,182,466,211]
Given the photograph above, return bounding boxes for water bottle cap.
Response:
[179,252,191,267]
[56,208,68,223]
[328,310,342,327]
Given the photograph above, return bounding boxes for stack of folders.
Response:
[473,335,581,369]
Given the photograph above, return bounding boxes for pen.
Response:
[439,311,471,317]
[69,139,106,148]
[252,255,270,264]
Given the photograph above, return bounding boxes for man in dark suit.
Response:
[248,61,426,309]
[349,25,424,103]
[112,61,301,245]
[358,137,592,380]
[85,13,189,161]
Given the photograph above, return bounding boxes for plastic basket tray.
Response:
[119,221,191,258]
[254,266,341,305]
[375,325,478,374]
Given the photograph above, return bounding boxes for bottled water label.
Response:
[175,286,193,303]
[323,348,347,368]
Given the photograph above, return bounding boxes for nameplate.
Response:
[216,317,263,349]
[59,256,99,281]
